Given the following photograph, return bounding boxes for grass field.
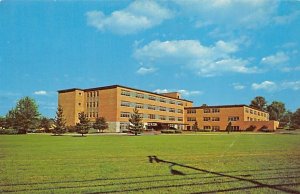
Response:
[0,133,300,193]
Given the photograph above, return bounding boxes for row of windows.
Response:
[120,112,183,121]
[121,90,184,106]
[204,108,220,113]
[121,101,183,113]
[78,112,99,118]
[86,102,99,108]
[187,117,196,121]
[203,117,220,121]
[203,126,221,130]
[228,116,239,121]
[247,117,265,121]
[87,91,99,98]
[187,109,196,114]
[245,108,267,117]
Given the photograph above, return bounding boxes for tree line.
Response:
[0,97,108,135]
[250,96,300,129]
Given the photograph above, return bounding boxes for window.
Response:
[96,101,99,107]
[212,126,220,131]
[254,110,257,115]
[93,102,95,107]
[148,95,156,101]
[79,92,82,95]
[169,108,175,113]
[204,109,210,113]
[187,109,196,114]
[78,103,81,106]
[228,116,239,121]
[159,115,166,120]
[148,105,156,110]
[203,117,210,121]
[231,126,240,131]
[159,106,166,111]
[149,114,156,119]
[169,100,175,104]
[121,90,131,96]
[120,122,129,130]
[204,126,211,130]
[96,91,99,96]
[86,103,89,107]
[177,102,183,106]
[87,93,89,97]
[245,108,249,113]
[178,109,183,113]
[120,112,130,118]
[169,116,175,121]
[212,108,220,113]
[93,112,95,117]
[90,112,92,117]
[135,103,144,109]
[187,117,196,121]
[178,117,183,121]
[258,112,261,116]
[135,93,144,99]
[211,117,220,121]
[250,109,253,114]
[160,98,166,103]
[121,101,131,107]
[96,112,98,118]
[90,102,92,107]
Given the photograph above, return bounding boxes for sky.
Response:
[0,0,300,118]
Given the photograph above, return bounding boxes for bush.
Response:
[161,129,175,134]
[245,125,256,132]
[175,130,182,133]
[66,126,76,133]
[0,128,18,135]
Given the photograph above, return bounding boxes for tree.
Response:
[267,101,286,121]
[93,117,108,133]
[291,108,300,129]
[39,117,52,133]
[250,96,267,111]
[5,108,17,129]
[0,116,6,129]
[10,97,40,134]
[193,121,198,132]
[226,122,232,134]
[129,108,143,135]
[76,112,90,136]
[53,106,66,135]
[279,111,293,128]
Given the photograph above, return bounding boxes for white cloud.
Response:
[252,81,277,91]
[134,39,258,76]
[86,0,172,34]
[154,88,203,97]
[34,90,48,95]
[281,81,300,91]
[232,83,245,90]
[273,10,300,25]
[261,52,289,65]
[173,0,278,29]
[136,67,156,75]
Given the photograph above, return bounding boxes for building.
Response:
[58,85,193,132]
[185,105,279,131]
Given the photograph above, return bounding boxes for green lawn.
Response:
[0,133,299,193]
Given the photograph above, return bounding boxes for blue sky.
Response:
[0,0,300,118]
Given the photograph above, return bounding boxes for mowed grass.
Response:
[0,133,300,193]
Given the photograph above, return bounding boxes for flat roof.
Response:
[58,84,193,103]
[185,104,269,113]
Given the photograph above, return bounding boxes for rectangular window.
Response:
[169,116,175,121]
[177,102,183,106]
[160,98,166,103]
[212,108,220,113]
[212,126,220,131]
[121,101,131,107]
[254,110,257,115]
[228,116,240,121]
[148,95,156,101]
[159,106,166,111]
[93,102,95,107]
[78,103,81,106]
[121,90,131,96]
[178,117,183,121]
[86,102,89,107]
[178,109,183,113]
[258,112,261,116]
[187,117,196,121]
[120,112,130,118]
[169,108,175,113]
[211,117,220,121]
[120,122,129,130]
[203,117,211,121]
[250,109,253,114]
[97,101,99,107]
[93,112,95,117]
[148,105,156,110]
[169,100,175,104]
[159,115,166,120]
[204,126,211,130]
[135,103,144,109]
[187,109,196,114]
[204,109,210,113]
[245,108,249,113]
[96,91,99,96]
[87,93,89,97]
[90,102,92,107]
[149,114,156,119]
[135,93,144,99]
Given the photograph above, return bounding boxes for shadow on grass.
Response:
[1,156,300,193]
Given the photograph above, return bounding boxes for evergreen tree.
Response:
[250,96,267,111]
[226,122,232,134]
[129,108,143,135]
[93,117,108,133]
[53,106,66,135]
[0,116,6,129]
[40,117,52,133]
[76,112,90,136]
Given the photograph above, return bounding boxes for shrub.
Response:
[66,126,76,133]
[245,125,256,132]
[0,128,18,135]
[161,129,175,134]
[175,130,182,133]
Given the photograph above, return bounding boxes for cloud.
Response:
[273,10,300,25]
[173,0,278,29]
[261,52,289,65]
[281,81,300,91]
[34,90,48,95]
[134,39,258,76]
[232,83,245,90]
[86,0,172,34]
[154,88,203,97]
[136,66,156,75]
[252,81,277,91]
